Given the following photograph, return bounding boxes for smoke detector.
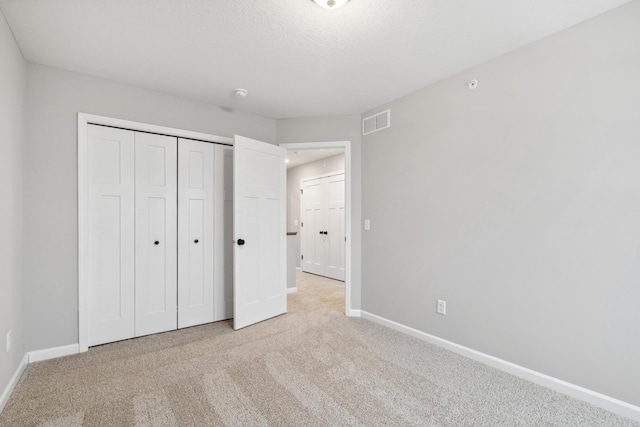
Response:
[234,88,248,98]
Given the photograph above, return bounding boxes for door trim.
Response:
[280,141,355,316]
[78,113,232,352]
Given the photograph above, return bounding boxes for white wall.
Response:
[277,115,361,308]
[0,10,26,403]
[361,1,640,406]
[24,64,277,352]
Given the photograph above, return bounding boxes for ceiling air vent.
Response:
[362,110,391,135]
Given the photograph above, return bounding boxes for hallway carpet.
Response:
[1,273,637,426]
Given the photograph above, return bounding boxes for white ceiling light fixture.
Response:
[312,0,350,10]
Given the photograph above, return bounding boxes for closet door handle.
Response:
[319,231,323,235]
[154,241,160,245]
[323,231,328,235]
[194,239,199,244]
[237,239,245,246]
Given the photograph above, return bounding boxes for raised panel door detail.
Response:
[301,172,345,281]
[241,196,261,305]
[234,135,286,330]
[95,139,122,184]
[87,125,135,346]
[147,145,167,186]
[188,199,205,306]
[189,151,205,189]
[135,132,178,337]
[147,197,168,313]
[178,139,215,329]
[325,174,346,281]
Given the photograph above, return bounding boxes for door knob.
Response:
[154,241,160,245]
[237,239,245,246]
[194,239,199,244]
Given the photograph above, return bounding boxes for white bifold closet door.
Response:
[178,139,215,328]
[134,132,178,337]
[325,173,346,281]
[301,178,324,276]
[301,172,345,281]
[87,125,136,346]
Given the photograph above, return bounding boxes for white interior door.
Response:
[134,132,178,337]
[325,173,346,281]
[233,135,286,330]
[87,125,135,346]
[301,178,325,276]
[178,139,215,328]
[215,145,234,321]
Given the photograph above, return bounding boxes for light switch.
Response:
[364,219,371,230]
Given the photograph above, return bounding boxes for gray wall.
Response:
[286,153,345,279]
[24,64,277,352]
[0,10,26,401]
[361,1,640,406]
[277,116,361,309]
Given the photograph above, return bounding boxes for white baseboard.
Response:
[28,344,79,363]
[347,309,361,318]
[360,310,640,423]
[0,353,28,414]
[286,287,298,294]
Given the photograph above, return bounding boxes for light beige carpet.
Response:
[1,273,637,426]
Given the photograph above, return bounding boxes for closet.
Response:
[86,124,232,346]
[301,172,346,281]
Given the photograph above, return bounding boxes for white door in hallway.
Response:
[178,139,215,328]
[301,172,345,281]
[325,173,346,281]
[301,178,324,276]
[233,135,287,330]
[134,132,178,337]
[87,125,136,346]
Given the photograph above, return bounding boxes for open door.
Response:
[233,135,287,329]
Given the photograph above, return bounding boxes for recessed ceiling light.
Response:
[312,0,350,9]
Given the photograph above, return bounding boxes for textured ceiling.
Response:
[0,0,631,119]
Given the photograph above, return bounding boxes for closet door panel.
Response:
[178,139,215,328]
[326,173,346,281]
[135,132,178,337]
[87,125,135,346]
[215,145,234,321]
[301,179,325,276]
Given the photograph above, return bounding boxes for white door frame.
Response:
[280,141,355,316]
[77,113,232,352]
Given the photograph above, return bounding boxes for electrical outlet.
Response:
[437,300,446,315]
[364,219,371,230]
[6,330,11,353]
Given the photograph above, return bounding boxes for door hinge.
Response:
[300,189,303,195]
[301,255,304,260]
[301,222,303,227]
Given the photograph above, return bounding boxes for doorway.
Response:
[280,141,352,315]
